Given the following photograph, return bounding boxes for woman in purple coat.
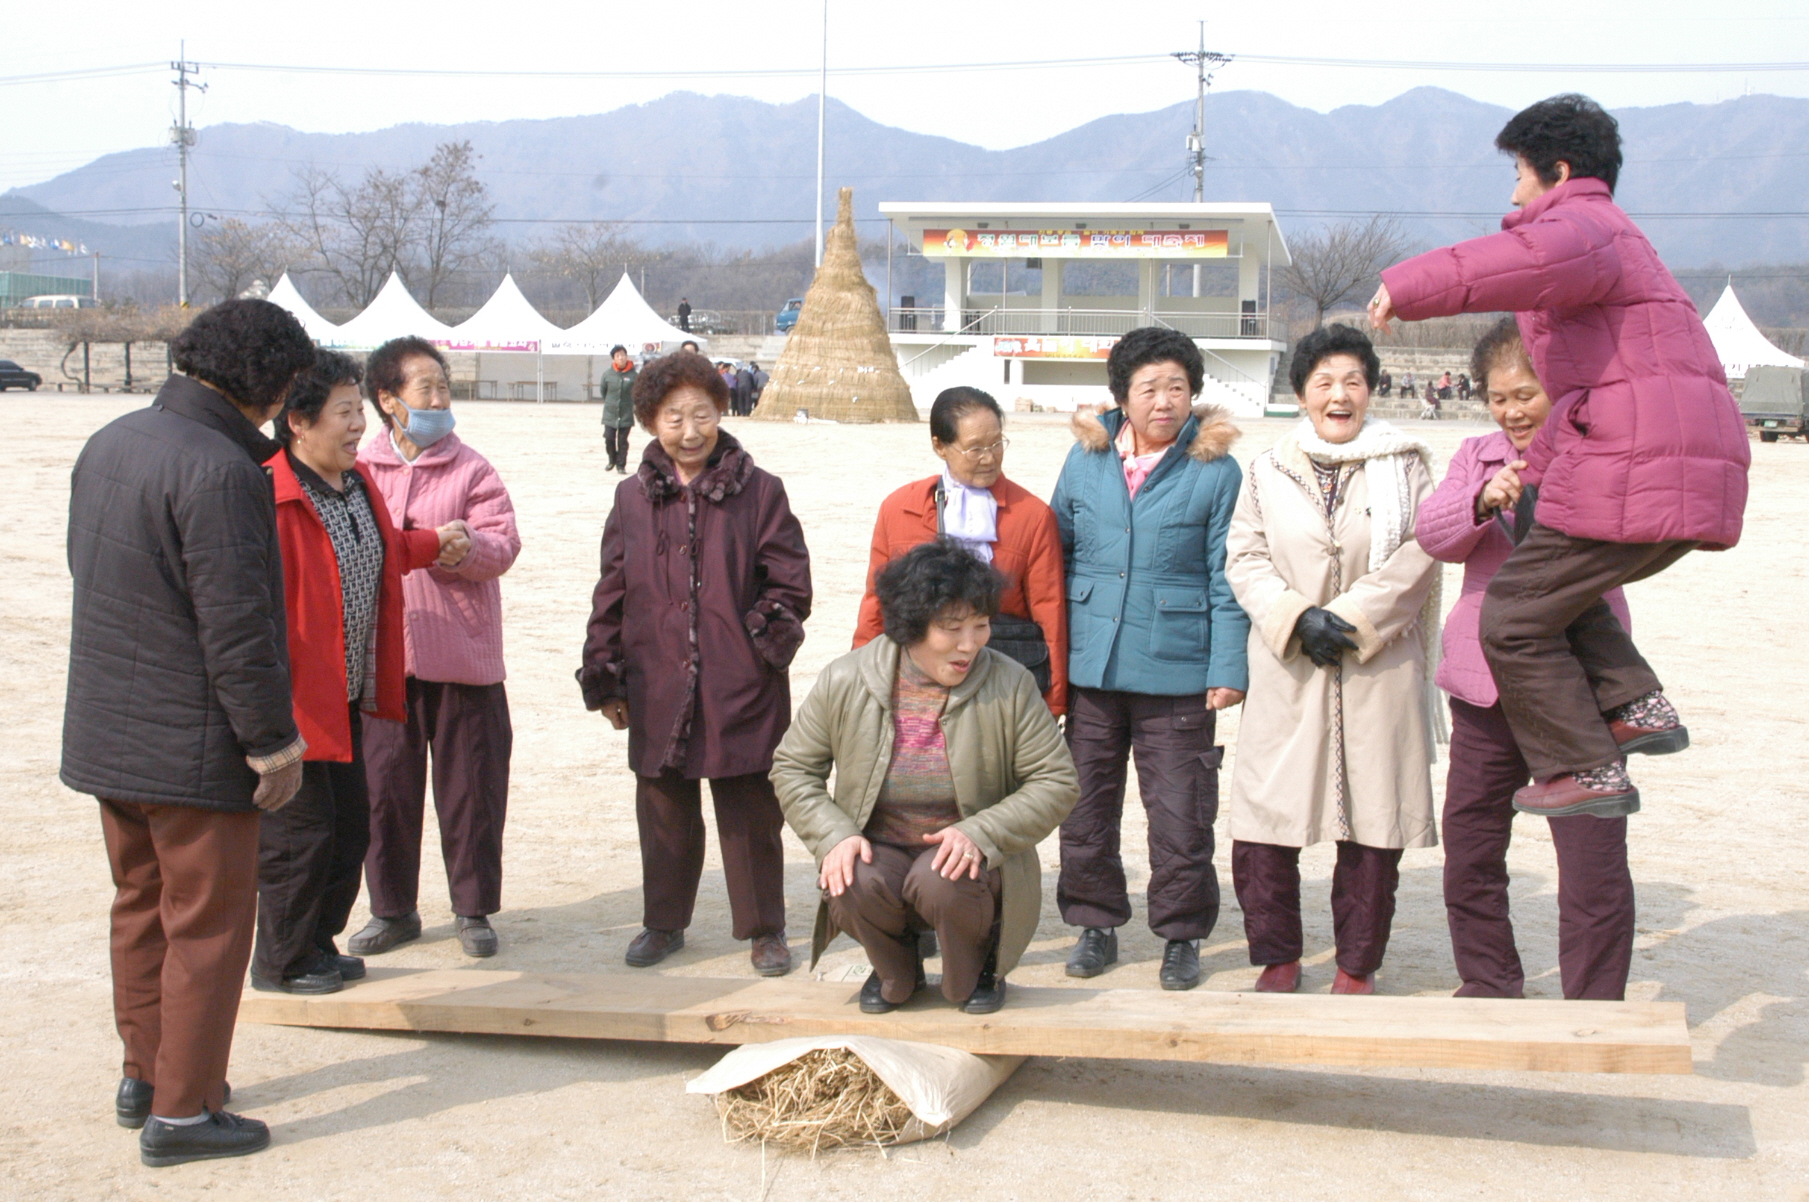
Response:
[1417,320,1636,1000]
[1372,94,1748,819]
[578,352,812,977]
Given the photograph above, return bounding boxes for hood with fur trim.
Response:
[1070,401,1240,464]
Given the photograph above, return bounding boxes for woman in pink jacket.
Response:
[1417,320,1635,1000]
[347,337,523,960]
[1373,94,1748,819]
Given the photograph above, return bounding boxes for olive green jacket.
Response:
[770,637,1078,976]
[598,364,637,428]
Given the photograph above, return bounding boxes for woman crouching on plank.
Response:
[1419,319,1636,1000]
[771,541,1078,1015]
[1225,323,1441,996]
[1371,93,1747,818]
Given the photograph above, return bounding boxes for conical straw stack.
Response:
[751,188,918,423]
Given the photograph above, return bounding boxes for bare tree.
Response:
[1277,215,1412,328]
[190,218,298,303]
[275,164,419,308]
[527,221,638,311]
[413,141,497,308]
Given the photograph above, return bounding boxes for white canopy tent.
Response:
[1703,283,1803,380]
[325,272,456,351]
[266,273,341,344]
[444,273,565,352]
[547,272,702,356]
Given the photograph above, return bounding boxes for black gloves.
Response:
[1294,607,1358,668]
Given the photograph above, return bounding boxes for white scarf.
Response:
[1290,418,1449,747]
[938,467,998,564]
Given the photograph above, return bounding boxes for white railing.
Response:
[888,307,1271,340]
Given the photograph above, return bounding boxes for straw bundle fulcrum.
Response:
[713,1047,916,1153]
[750,186,918,423]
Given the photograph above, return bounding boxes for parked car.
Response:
[673,308,732,335]
[18,294,97,310]
[0,360,43,391]
[775,297,804,333]
[1739,364,1808,443]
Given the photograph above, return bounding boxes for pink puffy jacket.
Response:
[1416,430,1630,708]
[1382,178,1749,549]
[357,431,521,686]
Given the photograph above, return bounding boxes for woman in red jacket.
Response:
[253,350,450,994]
[854,387,1067,717]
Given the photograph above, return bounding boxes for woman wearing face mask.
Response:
[854,386,1067,718]
[253,350,450,995]
[1225,323,1440,996]
[348,337,523,962]
[1417,319,1635,1000]
[772,541,1077,1014]
[578,351,813,977]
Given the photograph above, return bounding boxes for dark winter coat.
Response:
[599,363,637,428]
[62,375,299,811]
[578,430,812,779]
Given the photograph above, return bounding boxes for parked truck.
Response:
[1739,364,1808,443]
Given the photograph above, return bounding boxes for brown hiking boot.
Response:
[625,927,684,968]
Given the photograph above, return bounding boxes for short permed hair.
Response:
[171,298,315,411]
[277,349,363,445]
[1471,317,1537,393]
[364,336,449,427]
[632,351,729,430]
[876,540,1003,648]
[929,386,1003,445]
[1106,326,1204,404]
[1289,323,1381,397]
[1496,93,1622,194]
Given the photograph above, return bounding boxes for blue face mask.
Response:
[398,404,455,447]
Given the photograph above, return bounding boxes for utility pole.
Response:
[815,0,828,268]
[1172,22,1230,296]
[171,44,205,307]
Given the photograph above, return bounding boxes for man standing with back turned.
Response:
[63,299,316,1167]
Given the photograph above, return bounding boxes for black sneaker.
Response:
[346,912,422,956]
[140,1109,270,1168]
[1065,927,1118,978]
[1159,939,1201,991]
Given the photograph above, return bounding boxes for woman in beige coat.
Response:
[1226,324,1440,996]
[771,542,1078,1015]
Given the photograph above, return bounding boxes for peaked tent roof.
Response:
[324,272,455,351]
[1703,283,1803,380]
[547,272,703,356]
[266,273,340,344]
[444,273,565,353]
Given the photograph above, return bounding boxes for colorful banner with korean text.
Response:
[993,335,1118,359]
[924,228,1228,258]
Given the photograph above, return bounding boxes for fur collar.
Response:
[638,428,755,503]
[1069,401,1240,464]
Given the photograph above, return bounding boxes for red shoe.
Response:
[1609,718,1690,756]
[1331,969,1374,995]
[1254,961,1300,993]
[1513,775,1640,818]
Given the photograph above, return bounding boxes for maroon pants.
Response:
[1480,523,1693,780]
[363,678,512,919]
[1233,839,1403,977]
[828,843,1002,1004]
[636,771,787,940]
[100,799,259,1120]
[1058,687,1222,941]
[1444,698,1635,1000]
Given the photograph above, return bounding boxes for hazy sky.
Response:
[4,0,1806,193]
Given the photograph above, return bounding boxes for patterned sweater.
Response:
[863,651,961,846]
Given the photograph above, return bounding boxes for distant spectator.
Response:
[735,362,757,417]
[599,345,637,474]
[748,361,769,412]
[1378,369,1393,398]
[1400,371,1415,399]
[1457,372,1472,401]
[1439,370,1455,400]
[678,298,692,333]
[1421,382,1441,420]
[681,340,700,354]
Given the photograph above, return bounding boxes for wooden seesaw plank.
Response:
[239,968,1692,1074]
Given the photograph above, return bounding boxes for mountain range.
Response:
[7,86,1807,279]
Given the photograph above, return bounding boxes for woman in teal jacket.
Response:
[1049,326,1248,991]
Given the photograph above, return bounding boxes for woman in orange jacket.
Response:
[854,387,1067,716]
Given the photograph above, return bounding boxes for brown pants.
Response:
[1444,698,1635,1000]
[256,707,369,980]
[1233,839,1404,977]
[1058,687,1222,941]
[364,678,512,918]
[100,799,260,1120]
[828,842,1002,1004]
[1480,523,1694,780]
[636,771,787,940]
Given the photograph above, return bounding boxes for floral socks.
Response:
[1605,690,1680,730]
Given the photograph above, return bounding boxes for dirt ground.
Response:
[4,396,1806,1200]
